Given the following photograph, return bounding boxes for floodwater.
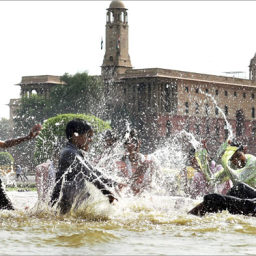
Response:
[1,190,256,255]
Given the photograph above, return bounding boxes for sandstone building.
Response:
[8,75,62,125]
[8,0,256,157]
[101,1,256,155]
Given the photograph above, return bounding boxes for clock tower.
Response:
[101,1,132,80]
[249,53,256,81]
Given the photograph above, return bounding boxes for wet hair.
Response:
[188,148,196,159]
[103,129,118,141]
[123,128,141,145]
[230,139,244,152]
[65,119,92,141]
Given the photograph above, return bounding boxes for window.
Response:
[234,92,237,97]
[195,102,199,114]
[148,85,151,107]
[243,93,246,98]
[195,124,200,135]
[252,107,255,118]
[185,102,189,114]
[236,109,245,137]
[252,93,255,99]
[124,88,126,94]
[215,90,219,96]
[225,90,228,96]
[206,125,210,134]
[216,126,220,137]
[166,120,172,137]
[195,88,199,93]
[225,105,228,116]
[205,104,209,116]
[206,88,209,93]
[252,127,256,136]
[215,107,219,115]
[185,87,188,92]
[185,123,190,132]
[225,129,229,140]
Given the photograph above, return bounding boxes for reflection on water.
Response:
[1,191,256,255]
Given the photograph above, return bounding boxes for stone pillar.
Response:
[145,84,148,109]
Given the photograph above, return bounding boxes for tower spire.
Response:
[101,1,132,80]
[249,53,256,81]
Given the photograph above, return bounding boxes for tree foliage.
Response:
[34,113,111,165]
[46,72,105,117]
[0,152,14,166]
[0,118,11,141]
[13,95,47,136]
[12,72,106,169]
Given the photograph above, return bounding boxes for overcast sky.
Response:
[0,1,255,119]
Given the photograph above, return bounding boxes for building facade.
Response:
[8,75,63,124]
[102,1,256,156]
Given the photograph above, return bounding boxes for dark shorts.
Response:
[203,183,256,216]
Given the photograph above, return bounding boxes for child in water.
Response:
[116,129,159,196]
[50,119,124,215]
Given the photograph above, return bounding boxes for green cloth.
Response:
[195,148,212,182]
[214,140,256,188]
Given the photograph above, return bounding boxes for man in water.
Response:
[50,119,124,215]
[116,129,159,196]
[182,140,231,199]
[94,129,122,166]
[0,124,42,210]
[188,140,256,216]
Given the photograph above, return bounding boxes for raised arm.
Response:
[0,124,41,149]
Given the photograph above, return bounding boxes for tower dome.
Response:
[109,1,125,9]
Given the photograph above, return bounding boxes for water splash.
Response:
[199,89,234,141]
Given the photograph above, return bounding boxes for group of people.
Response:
[186,139,256,217]
[0,119,159,215]
[1,118,256,218]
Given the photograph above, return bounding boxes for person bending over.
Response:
[182,140,231,199]
[188,140,256,217]
[213,140,256,188]
[50,119,124,215]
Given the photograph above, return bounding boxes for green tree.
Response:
[46,72,106,118]
[0,152,14,166]
[34,113,111,165]
[11,72,106,169]
[0,118,11,141]
[13,94,47,136]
